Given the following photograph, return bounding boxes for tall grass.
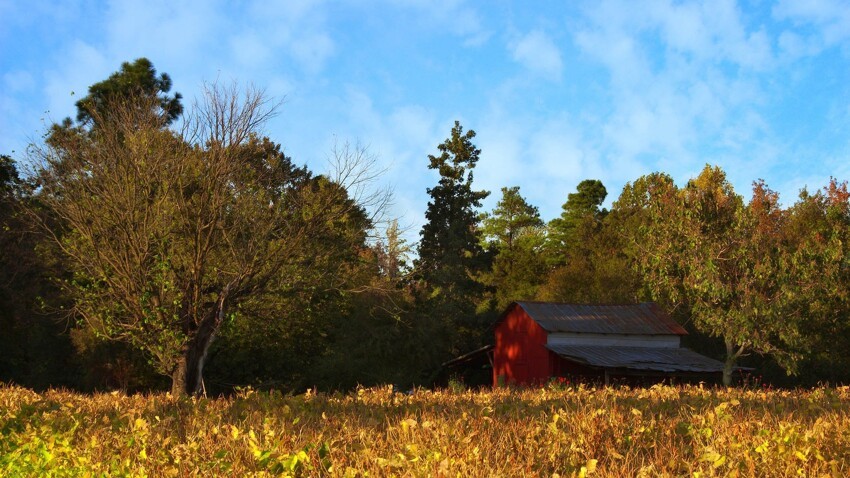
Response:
[1,384,848,476]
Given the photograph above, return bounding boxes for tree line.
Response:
[2,59,849,395]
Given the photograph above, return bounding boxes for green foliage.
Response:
[415,121,491,356]
[772,181,850,382]
[75,58,183,126]
[417,121,490,289]
[616,165,850,384]
[480,186,546,310]
[32,65,377,395]
[546,179,608,266]
[374,219,411,284]
[535,178,641,305]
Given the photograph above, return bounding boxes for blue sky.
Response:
[2,0,850,239]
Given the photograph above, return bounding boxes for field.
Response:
[1,384,849,477]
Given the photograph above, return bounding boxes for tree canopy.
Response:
[32,83,373,396]
[4,57,850,392]
[75,58,183,127]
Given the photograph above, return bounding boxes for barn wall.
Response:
[547,333,680,348]
[493,305,550,386]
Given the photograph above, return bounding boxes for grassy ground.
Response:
[1,383,849,477]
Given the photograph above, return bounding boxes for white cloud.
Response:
[229,33,272,69]
[647,0,773,69]
[774,0,850,49]
[569,0,780,191]
[510,30,563,81]
[317,87,449,238]
[104,0,222,68]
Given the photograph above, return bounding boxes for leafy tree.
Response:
[205,160,377,393]
[774,180,850,383]
[31,84,375,396]
[535,178,641,305]
[480,186,546,310]
[625,165,805,385]
[415,121,490,356]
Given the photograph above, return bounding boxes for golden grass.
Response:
[1,383,849,477]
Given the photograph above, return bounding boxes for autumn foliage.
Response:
[2,384,849,477]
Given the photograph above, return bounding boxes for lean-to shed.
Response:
[493,301,727,386]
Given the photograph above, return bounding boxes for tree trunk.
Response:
[722,339,744,387]
[171,355,188,396]
[183,311,220,396]
[722,354,736,387]
[170,288,231,396]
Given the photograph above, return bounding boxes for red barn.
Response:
[493,301,726,386]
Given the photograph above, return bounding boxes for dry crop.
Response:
[1,383,849,476]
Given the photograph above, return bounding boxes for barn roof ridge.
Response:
[506,301,688,336]
[513,300,656,306]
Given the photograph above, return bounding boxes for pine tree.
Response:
[415,121,490,355]
[480,186,545,310]
[546,179,608,265]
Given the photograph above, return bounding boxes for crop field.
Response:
[1,384,849,477]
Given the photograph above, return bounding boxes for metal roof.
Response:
[515,302,688,336]
[546,344,727,373]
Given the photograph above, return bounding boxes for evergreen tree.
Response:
[480,186,545,310]
[416,121,490,356]
[75,57,183,127]
[547,179,608,265]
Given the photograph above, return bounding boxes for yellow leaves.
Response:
[400,417,417,433]
[578,458,598,477]
[2,384,850,477]
[699,449,726,468]
[133,417,148,432]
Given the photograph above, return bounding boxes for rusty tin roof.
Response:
[546,344,726,373]
[514,302,687,336]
